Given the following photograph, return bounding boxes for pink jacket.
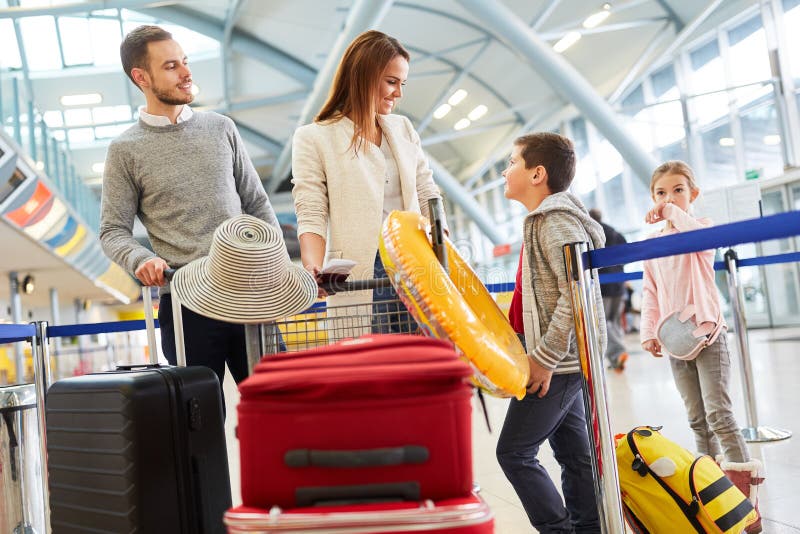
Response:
[640,204,725,343]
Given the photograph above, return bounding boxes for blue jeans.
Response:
[496,373,600,533]
[371,252,414,334]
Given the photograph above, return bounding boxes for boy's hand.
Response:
[645,201,668,224]
[526,357,553,398]
[642,339,662,357]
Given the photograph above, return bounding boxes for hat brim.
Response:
[170,257,318,324]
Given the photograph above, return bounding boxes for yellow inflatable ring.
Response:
[379,210,530,399]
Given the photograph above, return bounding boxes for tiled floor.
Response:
[224,327,800,532]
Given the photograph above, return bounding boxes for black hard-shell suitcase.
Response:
[45,287,231,533]
[46,365,231,533]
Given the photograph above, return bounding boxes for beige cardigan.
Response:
[291,113,446,315]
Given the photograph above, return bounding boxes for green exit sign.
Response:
[745,169,760,180]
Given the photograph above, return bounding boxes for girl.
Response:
[641,160,763,533]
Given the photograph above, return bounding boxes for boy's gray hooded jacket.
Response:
[522,192,608,374]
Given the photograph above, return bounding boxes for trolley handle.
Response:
[318,278,393,295]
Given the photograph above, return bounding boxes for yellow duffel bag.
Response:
[615,426,758,533]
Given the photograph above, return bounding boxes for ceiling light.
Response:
[191,84,200,96]
[454,118,471,131]
[35,161,45,170]
[719,137,735,147]
[433,104,452,119]
[22,274,35,295]
[448,89,468,106]
[583,5,611,29]
[554,31,582,53]
[763,134,781,145]
[92,162,105,174]
[467,105,488,121]
[60,93,102,106]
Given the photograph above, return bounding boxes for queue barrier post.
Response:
[31,321,52,533]
[564,242,625,534]
[724,249,792,443]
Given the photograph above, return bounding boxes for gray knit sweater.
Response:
[99,111,278,281]
[521,192,608,374]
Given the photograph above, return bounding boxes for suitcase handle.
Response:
[284,446,429,468]
[295,481,421,507]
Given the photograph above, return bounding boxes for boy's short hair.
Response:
[514,132,576,193]
[120,25,173,89]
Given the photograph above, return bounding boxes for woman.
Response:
[291,30,447,336]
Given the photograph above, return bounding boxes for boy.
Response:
[499,132,607,533]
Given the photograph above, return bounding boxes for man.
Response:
[589,208,629,372]
[100,25,279,388]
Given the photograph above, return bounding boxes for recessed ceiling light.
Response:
[554,31,582,53]
[454,118,471,131]
[60,93,102,106]
[763,134,781,145]
[583,5,611,29]
[92,162,105,174]
[718,137,735,147]
[448,89,468,106]
[35,161,45,170]
[433,104,452,119]
[467,105,488,121]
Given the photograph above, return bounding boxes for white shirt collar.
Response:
[138,105,193,127]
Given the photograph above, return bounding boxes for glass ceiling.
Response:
[1,5,219,74]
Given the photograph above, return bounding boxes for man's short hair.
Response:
[120,25,172,89]
[514,132,576,193]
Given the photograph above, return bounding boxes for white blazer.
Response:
[291,113,446,311]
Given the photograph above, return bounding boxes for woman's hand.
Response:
[645,201,669,224]
[642,339,662,358]
[304,264,328,298]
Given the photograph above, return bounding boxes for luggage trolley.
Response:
[243,199,449,373]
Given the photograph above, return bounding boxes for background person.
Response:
[589,208,629,372]
[100,25,280,389]
[291,30,447,335]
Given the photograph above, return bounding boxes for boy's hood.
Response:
[526,191,606,250]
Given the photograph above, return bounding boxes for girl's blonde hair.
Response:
[316,30,409,154]
[650,160,700,195]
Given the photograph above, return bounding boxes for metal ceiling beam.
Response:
[458,0,657,186]
[530,0,563,30]
[654,0,685,31]
[608,20,673,104]
[234,121,282,153]
[268,0,394,193]
[136,5,316,86]
[0,0,178,18]
[427,157,503,245]
[411,37,487,65]
[416,38,491,135]
[221,0,247,110]
[539,17,669,40]
[421,118,516,147]
[7,0,33,102]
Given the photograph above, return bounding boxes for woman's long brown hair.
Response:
[316,30,409,154]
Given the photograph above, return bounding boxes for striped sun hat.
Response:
[170,215,318,324]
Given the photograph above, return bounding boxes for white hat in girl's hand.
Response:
[170,214,317,324]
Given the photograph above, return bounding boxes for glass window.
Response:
[92,105,132,124]
[0,20,22,69]
[19,16,62,71]
[699,121,738,188]
[64,108,92,126]
[58,17,94,66]
[95,123,132,139]
[690,91,729,128]
[689,39,725,94]
[570,118,589,158]
[651,65,677,99]
[43,111,64,128]
[727,15,772,107]
[160,24,220,57]
[620,84,645,116]
[740,101,784,179]
[573,157,597,196]
[783,0,800,80]
[67,127,95,144]
[650,100,684,149]
[603,173,626,229]
[89,18,123,66]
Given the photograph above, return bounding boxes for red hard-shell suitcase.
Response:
[237,334,474,509]
[224,493,494,533]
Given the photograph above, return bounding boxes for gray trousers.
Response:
[668,334,749,462]
[603,295,626,366]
